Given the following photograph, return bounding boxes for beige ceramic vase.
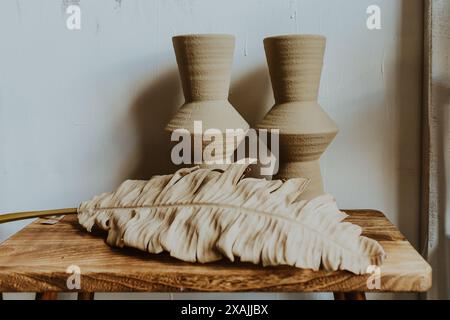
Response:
[257,35,338,200]
[166,34,249,167]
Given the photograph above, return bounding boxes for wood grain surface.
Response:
[0,210,431,293]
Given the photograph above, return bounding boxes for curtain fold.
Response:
[421,0,450,300]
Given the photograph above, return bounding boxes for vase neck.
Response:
[173,35,235,102]
[264,35,326,103]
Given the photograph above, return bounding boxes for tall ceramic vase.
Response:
[166,34,249,167]
[257,35,338,200]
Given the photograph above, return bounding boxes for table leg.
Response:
[333,292,366,300]
[78,292,95,300]
[36,292,58,300]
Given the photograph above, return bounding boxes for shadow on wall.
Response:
[127,69,182,180]
[394,0,423,251]
[387,0,423,301]
[229,66,273,178]
[125,65,273,181]
[229,67,272,127]
[429,83,450,299]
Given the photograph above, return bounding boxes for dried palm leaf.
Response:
[78,164,385,274]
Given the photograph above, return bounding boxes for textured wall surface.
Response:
[0,0,423,299]
[423,0,450,300]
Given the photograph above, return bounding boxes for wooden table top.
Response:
[0,210,431,293]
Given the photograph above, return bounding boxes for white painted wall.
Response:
[0,0,423,300]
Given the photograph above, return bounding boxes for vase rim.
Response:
[173,34,235,40]
[264,34,326,41]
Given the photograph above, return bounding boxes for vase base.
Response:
[274,160,324,200]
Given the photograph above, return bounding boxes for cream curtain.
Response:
[421,0,450,300]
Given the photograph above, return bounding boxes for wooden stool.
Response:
[0,210,431,300]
